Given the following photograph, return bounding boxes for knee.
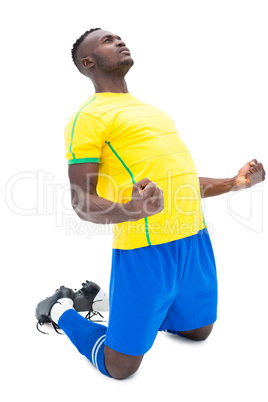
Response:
[108,363,140,380]
[189,332,211,341]
[104,346,143,380]
[179,323,214,341]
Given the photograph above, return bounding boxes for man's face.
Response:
[79,30,134,76]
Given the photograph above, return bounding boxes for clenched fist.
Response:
[126,178,164,220]
[234,159,266,191]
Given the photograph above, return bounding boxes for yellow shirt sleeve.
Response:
[64,112,108,165]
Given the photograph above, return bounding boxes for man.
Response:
[36,28,265,380]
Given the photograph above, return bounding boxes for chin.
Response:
[112,58,133,77]
[120,56,134,66]
[120,57,134,72]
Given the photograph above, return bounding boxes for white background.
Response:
[2,0,268,401]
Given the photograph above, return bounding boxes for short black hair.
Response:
[71,28,102,69]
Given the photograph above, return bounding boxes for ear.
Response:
[81,56,94,70]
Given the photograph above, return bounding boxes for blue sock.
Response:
[58,309,111,377]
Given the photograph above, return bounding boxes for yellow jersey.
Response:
[64,92,205,249]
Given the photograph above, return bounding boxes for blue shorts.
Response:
[105,228,218,356]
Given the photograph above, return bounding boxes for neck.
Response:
[92,73,129,94]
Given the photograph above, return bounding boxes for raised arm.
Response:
[68,163,164,224]
[199,159,265,198]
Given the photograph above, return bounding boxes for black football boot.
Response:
[35,285,75,334]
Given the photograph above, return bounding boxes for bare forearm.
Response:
[72,192,136,224]
[199,177,236,198]
[72,177,164,224]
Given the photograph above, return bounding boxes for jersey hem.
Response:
[112,224,206,250]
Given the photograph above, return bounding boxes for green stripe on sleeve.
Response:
[68,158,100,165]
[69,96,97,160]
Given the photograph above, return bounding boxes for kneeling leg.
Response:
[104,345,144,380]
[179,323,214,341]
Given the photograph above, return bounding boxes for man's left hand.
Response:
[234,159,266,191]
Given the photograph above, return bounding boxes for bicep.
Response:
[68,163,99,200]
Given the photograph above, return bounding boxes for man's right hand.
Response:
[69,163,164,224]
[125,178,164,220]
